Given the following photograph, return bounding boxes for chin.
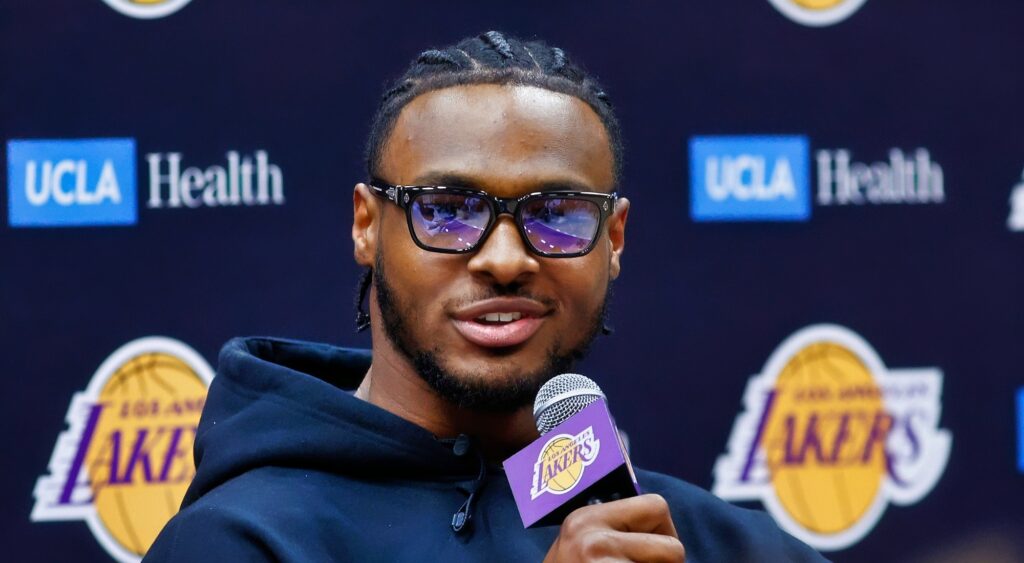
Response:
[420,352,558,412]
[444,359,542,386]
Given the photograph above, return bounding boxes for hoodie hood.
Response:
[183,337,483,508]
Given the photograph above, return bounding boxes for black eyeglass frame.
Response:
[367,181,619,258]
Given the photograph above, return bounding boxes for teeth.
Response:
[477,312,523,323]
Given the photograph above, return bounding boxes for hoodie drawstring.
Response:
[450,434,487,534]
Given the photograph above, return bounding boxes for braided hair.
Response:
[356,31,622,332]
[364,30,622,183]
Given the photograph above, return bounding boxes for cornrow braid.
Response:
[416,49,460,67]
[480,30,515,59]
[355,268,373,332]
[550,47,567,72]
[356,31,623,332]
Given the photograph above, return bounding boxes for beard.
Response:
[372,252,609,412]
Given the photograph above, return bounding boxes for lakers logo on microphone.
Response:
[530,427,601,499]
[31,337,213,563]
[713,324,951,551]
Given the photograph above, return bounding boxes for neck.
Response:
[355,323,539,462]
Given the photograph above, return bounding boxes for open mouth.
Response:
[451,299,550,348]
[475,312,524,324]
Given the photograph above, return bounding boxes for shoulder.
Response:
[145,467,338,562]
[635,468,829,563]
[144,474,274,562]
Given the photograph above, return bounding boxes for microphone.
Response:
[503,373,641,528]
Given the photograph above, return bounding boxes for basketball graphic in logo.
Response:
[32,337,213,563]
[762,342,887,535]
[86,352,209,555]
[713,324,951,551]
[530,427,601,499]
[540,437,584,493]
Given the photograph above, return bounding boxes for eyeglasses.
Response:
[368,181,618,257]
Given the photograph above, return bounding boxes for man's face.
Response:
[356,83,628,411]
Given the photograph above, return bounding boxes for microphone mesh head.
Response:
[533,373,605,435]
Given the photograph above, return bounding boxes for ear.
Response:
[352,183,381,267]
[607,197,629,280]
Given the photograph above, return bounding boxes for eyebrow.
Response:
[410,171,603,194]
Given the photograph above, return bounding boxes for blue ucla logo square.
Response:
[689,135,811,222]
[7,138,137,227]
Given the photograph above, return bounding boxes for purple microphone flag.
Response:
[503,398,640,528]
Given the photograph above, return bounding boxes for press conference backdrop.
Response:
[3,1,1022,561]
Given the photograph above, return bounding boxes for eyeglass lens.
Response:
[520,197,601,254]
[409,193,603,255]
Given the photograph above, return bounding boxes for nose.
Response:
[467,216,540,286]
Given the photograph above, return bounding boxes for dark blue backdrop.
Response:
[3,1,1022,561]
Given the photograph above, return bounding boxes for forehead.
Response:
[378,83,615,195]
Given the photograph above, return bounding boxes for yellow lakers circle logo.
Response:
[713,325,951,551]
[31,337,213,563]
[530,427,600,499]
[86,351,208,556]
[762,342,887,534]
[540,437,585,493]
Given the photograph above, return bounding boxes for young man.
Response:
[145,32,826,562]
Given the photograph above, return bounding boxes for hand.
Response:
[543,494,686,562]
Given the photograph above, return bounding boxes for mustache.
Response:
[446,283,558,309]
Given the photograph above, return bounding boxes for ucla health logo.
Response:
[767,0,868,27]
[690,135,811,222]
[713,325,951,551]
[7,138,137,227]
[689,135,945,222]
[7,139,286,228]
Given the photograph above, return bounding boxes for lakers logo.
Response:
[712,325,951,551]
[766,0,868,26]
[32,337,213,563]
[100,0,194,19]
[530,427,601,499]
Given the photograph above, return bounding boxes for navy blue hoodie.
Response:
[145,337,826,562]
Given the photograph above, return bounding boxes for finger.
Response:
[590,494,679,538]
[579,530,685,563]
[617,531,686,563]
